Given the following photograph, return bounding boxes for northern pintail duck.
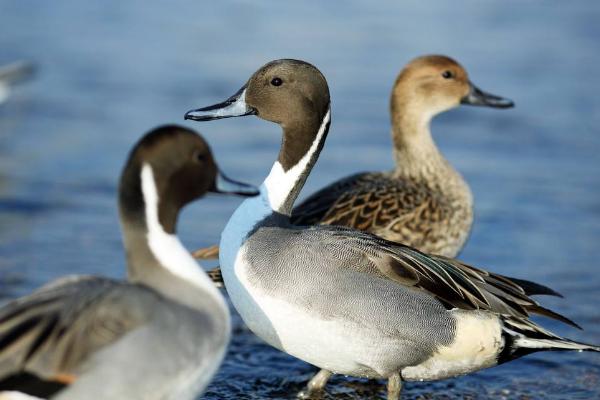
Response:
[192,55,513,265]
[0,126,258,399]
[0,61,35,105]
[185,59,599,399]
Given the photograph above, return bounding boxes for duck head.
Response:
[185,59,330,126]
[119,125,258,234]
[185,59,331,171]
[391,55,514,123]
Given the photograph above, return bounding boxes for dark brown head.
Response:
[185,59,331,171]
[119,125,258,233]
[244,59,330,129]
[391,55,514,122]
[185,59,330,126]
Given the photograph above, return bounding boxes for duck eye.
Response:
[271,77,283,87]
[442,70,453,79]
[196,152,207,163]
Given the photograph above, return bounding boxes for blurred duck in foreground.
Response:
[193,55,513,280]
[0,61,35,105]
[0,126,258,399]
[186,59,599,400]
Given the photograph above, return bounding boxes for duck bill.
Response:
[461,82,514,109]
[184,86,257,121]
[211,170,259,197]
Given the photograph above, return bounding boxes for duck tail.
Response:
[498,318,600,364]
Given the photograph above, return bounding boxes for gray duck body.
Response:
[241,222,456,377]
[0,276,226,400]
[227,210,584,381]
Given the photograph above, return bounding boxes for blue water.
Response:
[1,1,599,398]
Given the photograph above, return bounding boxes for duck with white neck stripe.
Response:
[0,125,258,399]
[185,59,600,399]
[192,54,513,263]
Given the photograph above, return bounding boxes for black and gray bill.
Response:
[461,82,514,109]
[211,170,258,197]
[185,85,257,121]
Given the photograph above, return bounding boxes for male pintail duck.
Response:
[192,55,513,270]
[185,59,599,400]
[0,126,258,399]
[0,61,35,105]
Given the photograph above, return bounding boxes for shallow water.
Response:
[1,1,600,399]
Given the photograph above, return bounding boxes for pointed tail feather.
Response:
[514,336,600,352]
[502,275,563,298]
[499,321,600,364]
[527,304,582,330]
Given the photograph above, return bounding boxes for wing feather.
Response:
[318,226,574,328]
[291,172,429,231]
[0,277,159,384]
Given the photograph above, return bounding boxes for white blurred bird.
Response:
[0,61,35,105]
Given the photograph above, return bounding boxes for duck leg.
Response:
[191,244,220,259]
[297,369,332,399]
[387,373,402,400]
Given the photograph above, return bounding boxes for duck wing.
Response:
[292,172,432,229]
[291,172,458,250]
[291,172,371,226]
[317,226,578,328]
[0,276,159,396]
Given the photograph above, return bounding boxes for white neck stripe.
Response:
[262,108,331,213]
[140,164,225,305]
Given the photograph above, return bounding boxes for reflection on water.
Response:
[1,1,599,398]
